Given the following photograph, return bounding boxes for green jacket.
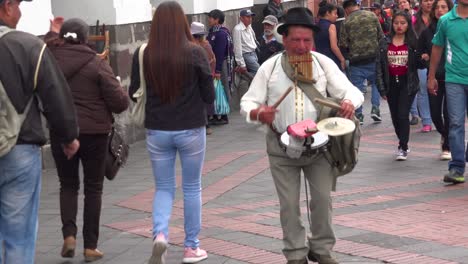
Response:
[339,10,384,65]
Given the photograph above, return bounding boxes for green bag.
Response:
[214,79,230,115]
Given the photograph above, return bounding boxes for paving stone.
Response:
[35,95,468,264]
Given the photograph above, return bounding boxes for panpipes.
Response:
[287,53,315,83]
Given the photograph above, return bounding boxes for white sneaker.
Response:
[149,233,167,264]
[440,151,452,161]
[396,148,408,161]
[183,247,208,263]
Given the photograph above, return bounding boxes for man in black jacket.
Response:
[257,15,284,65]
[0,1,79,263]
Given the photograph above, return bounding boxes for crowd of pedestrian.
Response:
[1,0,467,263]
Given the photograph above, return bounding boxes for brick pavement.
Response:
[36,97,468,264]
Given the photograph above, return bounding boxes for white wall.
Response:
[113,0,153,24]
[51,0,152,26]
[150,0,257,14]
[215,0,253,12]
[17,0,53,35]
[254,0,295,3]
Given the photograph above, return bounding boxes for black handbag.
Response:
[105,126,129,180]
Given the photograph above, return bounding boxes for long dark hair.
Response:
[390,11,418,48]
[144,1,194,104]
[413,0,433,37]
[429,0,454,23]
[318,1,337,18]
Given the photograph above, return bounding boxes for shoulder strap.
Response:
[139,43,147,89]
[0,26,13,39]
[33,44,46,91]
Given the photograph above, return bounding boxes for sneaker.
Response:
[443,169,465,184]
[61,236,76,258]
[421,125,432,133]
[410,116,419,125]
[149,233,168,264]
[356,113,364,125]
[83,248,103,262]
[370,106,382,122]
[440,151,452,161]
[308,251,339,264]
[395,148,408,161]
[183,247,208,263]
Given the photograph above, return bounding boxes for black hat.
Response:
[277,7,319,35]
[59,18,89,44]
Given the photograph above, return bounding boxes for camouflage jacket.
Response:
[339,10,384,65]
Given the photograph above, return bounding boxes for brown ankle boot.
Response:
[61,236,76,258]
[84,248,104,262]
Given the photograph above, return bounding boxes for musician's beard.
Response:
[264,29,274,36]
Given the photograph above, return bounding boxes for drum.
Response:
[280,131,329,159]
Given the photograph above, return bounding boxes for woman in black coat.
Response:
[376,11,423,161]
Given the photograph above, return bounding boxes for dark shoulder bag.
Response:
[105,123,129,180]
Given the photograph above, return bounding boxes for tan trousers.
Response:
[266,130,336,262]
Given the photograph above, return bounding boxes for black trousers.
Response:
[428,80,450,151]
[51,134,108,249]
[387,75,415,151]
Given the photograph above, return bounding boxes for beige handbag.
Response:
[130,43,148,127]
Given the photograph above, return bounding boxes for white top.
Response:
[240,51,364,133]
[232,22,258,67]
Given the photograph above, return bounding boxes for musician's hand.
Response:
[382,96,388,101]
[340,99,355,119]
[214,73,221,80]
[250,105,277,125]
[427,78,438,96]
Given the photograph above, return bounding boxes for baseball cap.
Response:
[240,9,256,17]
[190,22,207,36]
[262,15,278,25]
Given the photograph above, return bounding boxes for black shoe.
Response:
[356,113,364,126]
[370,106,382,123]
[308,251,339,264]
[443,169,465,184]
[410,116,419,125]
[286,259,308,264]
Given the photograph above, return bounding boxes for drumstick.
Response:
[314,98,342,110]
[272,86,294,109]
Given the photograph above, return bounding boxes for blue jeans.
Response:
[0,145,41,264]
[445,82,468,174]
[146,127,206,248]
[410,97,419,117]
[349,63,380,115]
[243,51,260,75]
[417,69,433,126]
